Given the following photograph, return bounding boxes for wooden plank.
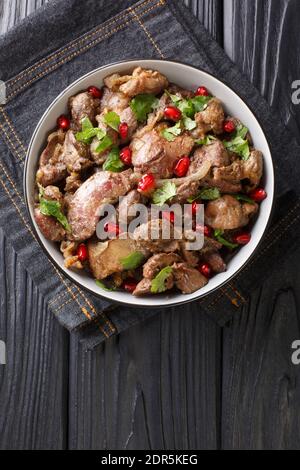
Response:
[222,0,300,449]
[68,0,224,450]
[0,1,67,450]
[0,228,68,449]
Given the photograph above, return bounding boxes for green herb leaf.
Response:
[188,187,221,203]
[103,111,120,131]
[234,194,255,204]
[39,198,71,231]
[183,116,197,131]
[152,182,177,206]
[223,124,250,160]
[151,266,173,294]
[95,280,116,292]
[165,91,181,104]
[161,122,182,142]
[103,147,124,172]
[195,135,217,146]
[177,99,194,118]
[214,229,238,249]
[76,117,105,144]
[95,134,113,154]
[121,252,145,270]
[190,95,212,113]
[130,94,159,122]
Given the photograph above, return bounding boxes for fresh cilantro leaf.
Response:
[224,136,250,160]
[195,135,217,146]
[214,229,238,249]
[103,147,124,172]
[95,134,113,154]
[95,280,116,292]
[161,122,182,142]
[190,95,212,113]
[165,90,181,104]
[236,124,248,139]
[183,116,197,131]
[177,98,194,118]
[152,182,177,206]
[103,111,120,131]
[188,187,221,203]
[130,94,159,122]
[234,194,255,204]
[82,117,94,130]
[151,266,173,294]
[121,252,145,270]
[76,117,105,144]
[39,197,71,231]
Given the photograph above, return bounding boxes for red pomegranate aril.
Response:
[233,232,251,245]
[104,222,121,236]
[122,279,138,294]
[87,85,102,99]
[249,188,267,203]
[138,173,155,194]
[119,122,129,140]
[196,224,212,238]
[223,120,236,133]
[162,211,175,224]
[164,106,182,121]
[199,263,211,278]
[57,114,70,131]
[120,147,132,165]
[174,156,190,177]
[192,201,200,216]
[196,86,209,96]
[77,243,88,262]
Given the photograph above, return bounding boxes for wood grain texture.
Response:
[223,0,300,450]
[0,0,49,35]
[0,228,68,449]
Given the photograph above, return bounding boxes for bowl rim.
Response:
[24,58,275,310]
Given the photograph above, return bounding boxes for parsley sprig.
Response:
[38,185,70,231]
[76,117,113,153]
[152,182,177,206]
[223,124,250,160]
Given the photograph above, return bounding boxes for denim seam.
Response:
[6,0,165,101]
[0,147,114,337]
[129,5,165,58]
[8,0,160,90]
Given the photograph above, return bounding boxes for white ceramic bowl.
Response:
[24,59,274,308]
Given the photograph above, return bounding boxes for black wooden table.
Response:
[1,0,300,450]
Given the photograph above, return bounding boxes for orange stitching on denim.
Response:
[0,123,24,163]
[7,1,164,101]
[54,296,77,312]
[0,121,116,335]
[0,108,27,154]
[129,5,165,59]
[0,162,97,326]
[205,205,300,310]
[228,283,246,304]
[8,0,157,89]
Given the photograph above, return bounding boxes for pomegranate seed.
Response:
[162,211,175,224]
[174,156,190,177]
[104,222,121,236]
[87,86,102,99]
[192,201,200,216]
[120,147,132,165]
[249,188,267,203]
[196,86,209,96]
[196,225,212,238]
[164,106,182,121]
[57,115,70,131]
[122,279,138,294]
[119,122,129,140]
[138,173,155,194]
[233,232,251,245]
[223,120,236,133]
[199,263,211,278]
[77,243,88,262]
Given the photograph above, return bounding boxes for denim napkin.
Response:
[0,0,299,349]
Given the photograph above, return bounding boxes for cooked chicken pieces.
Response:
[34,67,265,297]
[205,195,258,230]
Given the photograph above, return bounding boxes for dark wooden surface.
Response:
[0,0,300,450]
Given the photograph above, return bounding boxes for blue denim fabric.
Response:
[0,0,299,349]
